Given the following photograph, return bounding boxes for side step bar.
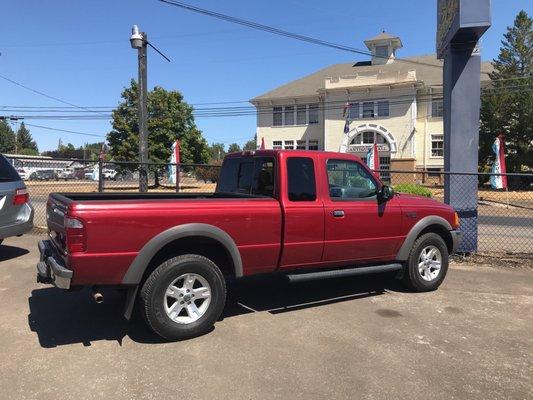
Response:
[287,263,403,283]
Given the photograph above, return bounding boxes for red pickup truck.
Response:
[37,150,461,340]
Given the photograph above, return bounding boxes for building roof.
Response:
[251,54,493,102]
[365,31,398,42]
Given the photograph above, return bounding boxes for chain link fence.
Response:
[6,156,220,229]
[5,155,532,255]
[377,170,532,254]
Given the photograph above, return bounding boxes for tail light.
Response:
[13,188,29,205]
[64,216,86,253]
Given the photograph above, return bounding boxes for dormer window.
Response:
[375,45,389,59]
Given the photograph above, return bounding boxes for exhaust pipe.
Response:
[91,287,104,304]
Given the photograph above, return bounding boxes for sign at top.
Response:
[436,0,491,59]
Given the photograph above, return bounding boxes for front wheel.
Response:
[139,254,226,341]
[401,232,449,292]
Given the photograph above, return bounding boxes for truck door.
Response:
[322,158,402,263]
[278,156,325,269]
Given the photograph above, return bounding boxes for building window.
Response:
[377,100,389,117]
[431,100,443,118]
[362,131,374,144]
[375,45,389,59]
[296,105,307,125]
[362,102,374,118]
[308,104,319,124]
[427,167,442,177]
[431,134,444,157]
[284,140,294,149]
[272,104,319,126]
[348,103,359,119]
[273,140,282,150]
[308,140,319,150]
[284,106,294,125]
[273,107,282,126]
[296,140,306,150]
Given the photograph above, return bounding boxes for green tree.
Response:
[480,10,533,171]
[16,122,38,153]
[228,143,241,153]
[243,137,257,151]
[209,142,226,162]
[0,121,16,153]
[107,80,210,164]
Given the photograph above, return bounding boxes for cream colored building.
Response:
[250,32,491,173]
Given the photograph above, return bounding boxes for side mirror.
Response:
[378,185,394,202]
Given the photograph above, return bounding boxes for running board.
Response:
[287,263,402,283]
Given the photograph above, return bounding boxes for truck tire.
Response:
[139,254,226,341]
[402,232,449,292]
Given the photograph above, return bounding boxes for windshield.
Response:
[0,155,21,182]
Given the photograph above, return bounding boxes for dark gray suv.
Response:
[0,155,34,245]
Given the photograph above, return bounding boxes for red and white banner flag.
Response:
[366,143,380,171]
[168,139,180,184]
[490,134,507,189]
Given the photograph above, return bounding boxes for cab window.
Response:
[287,157,316,201]
[327,159,377,201]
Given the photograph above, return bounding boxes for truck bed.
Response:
[47,191,283,285]
[51,191,264,203]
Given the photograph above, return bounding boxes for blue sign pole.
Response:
[437,0,491,253]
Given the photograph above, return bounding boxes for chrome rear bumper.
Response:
[36,240,72,289]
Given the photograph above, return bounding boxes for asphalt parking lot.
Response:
[0,234,531,400]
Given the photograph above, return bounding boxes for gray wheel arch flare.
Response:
[122,223,243,285]
[396,216,453,261]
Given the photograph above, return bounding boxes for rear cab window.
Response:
[0,155,21,182]
[216,156,276,197]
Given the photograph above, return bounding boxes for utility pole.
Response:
[130,25,149,193]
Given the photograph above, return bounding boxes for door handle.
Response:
[332,210,345,217]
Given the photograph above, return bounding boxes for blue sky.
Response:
[1,0,531,152]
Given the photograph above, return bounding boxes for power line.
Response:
[23,123,106,138]
[0,73,108,116]
[3,84,531,119]
[158,0,450,70]
[1,75,528,115]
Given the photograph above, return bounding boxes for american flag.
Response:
[343,118,350,134]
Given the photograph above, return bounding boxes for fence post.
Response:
[176,163,180,193]
[98,158,104,192]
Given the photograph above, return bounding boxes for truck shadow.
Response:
[28,273,404,348]
[0,243,29,262]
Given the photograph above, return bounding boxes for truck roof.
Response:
[225,149,364,162]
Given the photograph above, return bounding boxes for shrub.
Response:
[195,163,221,183]
[393,183,432,198]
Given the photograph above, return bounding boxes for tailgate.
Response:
[47,193,70,253]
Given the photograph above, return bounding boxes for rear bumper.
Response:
[36,240,72,289]
[450,230,462,254]
[0,203,34,240]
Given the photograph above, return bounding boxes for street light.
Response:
[130,25,143,49]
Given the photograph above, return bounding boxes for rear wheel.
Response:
[402,233,449,292]
[139,254,226,341]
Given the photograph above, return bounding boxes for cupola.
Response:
[364,31,403,65]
